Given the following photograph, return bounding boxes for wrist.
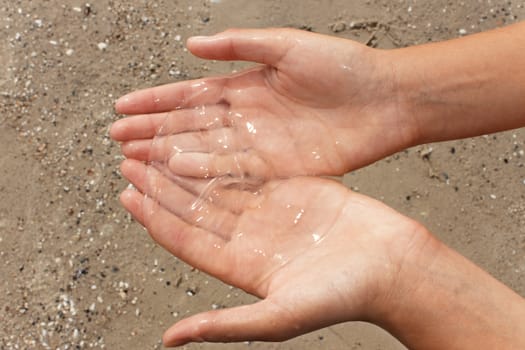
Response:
[365,223,441,326]
[334,202,438,326]
[371,226,525,350]
[372,48,424,149]
[386,45,461,147]
[383,24,525,146]
[377,48,430,148]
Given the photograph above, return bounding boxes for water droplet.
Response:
[246,121,257,134]
[312,151,321,160]
[272,253,288,266]
[293,209,305,225]
[253,248,267,257]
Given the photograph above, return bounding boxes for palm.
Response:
[112,29,414,178]
[119,158,418,344]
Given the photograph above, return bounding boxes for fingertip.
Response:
[120,140,151,161]
[119,188,140,212]
[119,188,146,226]
[186,34,222,58]
[119,157,131,173]
[115,94,133,114]
[119,158,137,184]
[161,333,182,348]
[116,92,149,115]
[187,35,211,45]
[162,321,194,348]
[119,158,141,178]
[119,187,136,204]
[119,141,132,158]
[109,120,124,141]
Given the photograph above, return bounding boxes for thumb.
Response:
[162,299,301,347]
[186,28,301,67]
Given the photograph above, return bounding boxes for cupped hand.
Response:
[111,28,417,178]
[119,158,429,347]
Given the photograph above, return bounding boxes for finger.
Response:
[110,104,231,142]
[120,161,264,231]
[121,128,237,162]
[163,299,297,347]
[121,186,229,274]
[168,151,272,179]
[187,28,303,67]
[115,77,228,115]
[164,172,265,215]
[119,188,147,226]
[120,159,237,238]
[119,140,153,161]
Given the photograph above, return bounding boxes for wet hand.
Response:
[118,158,429,347]
[111,28,417,178]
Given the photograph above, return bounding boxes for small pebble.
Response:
[329,21,346,33]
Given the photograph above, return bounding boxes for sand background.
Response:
[1,0,524,349]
